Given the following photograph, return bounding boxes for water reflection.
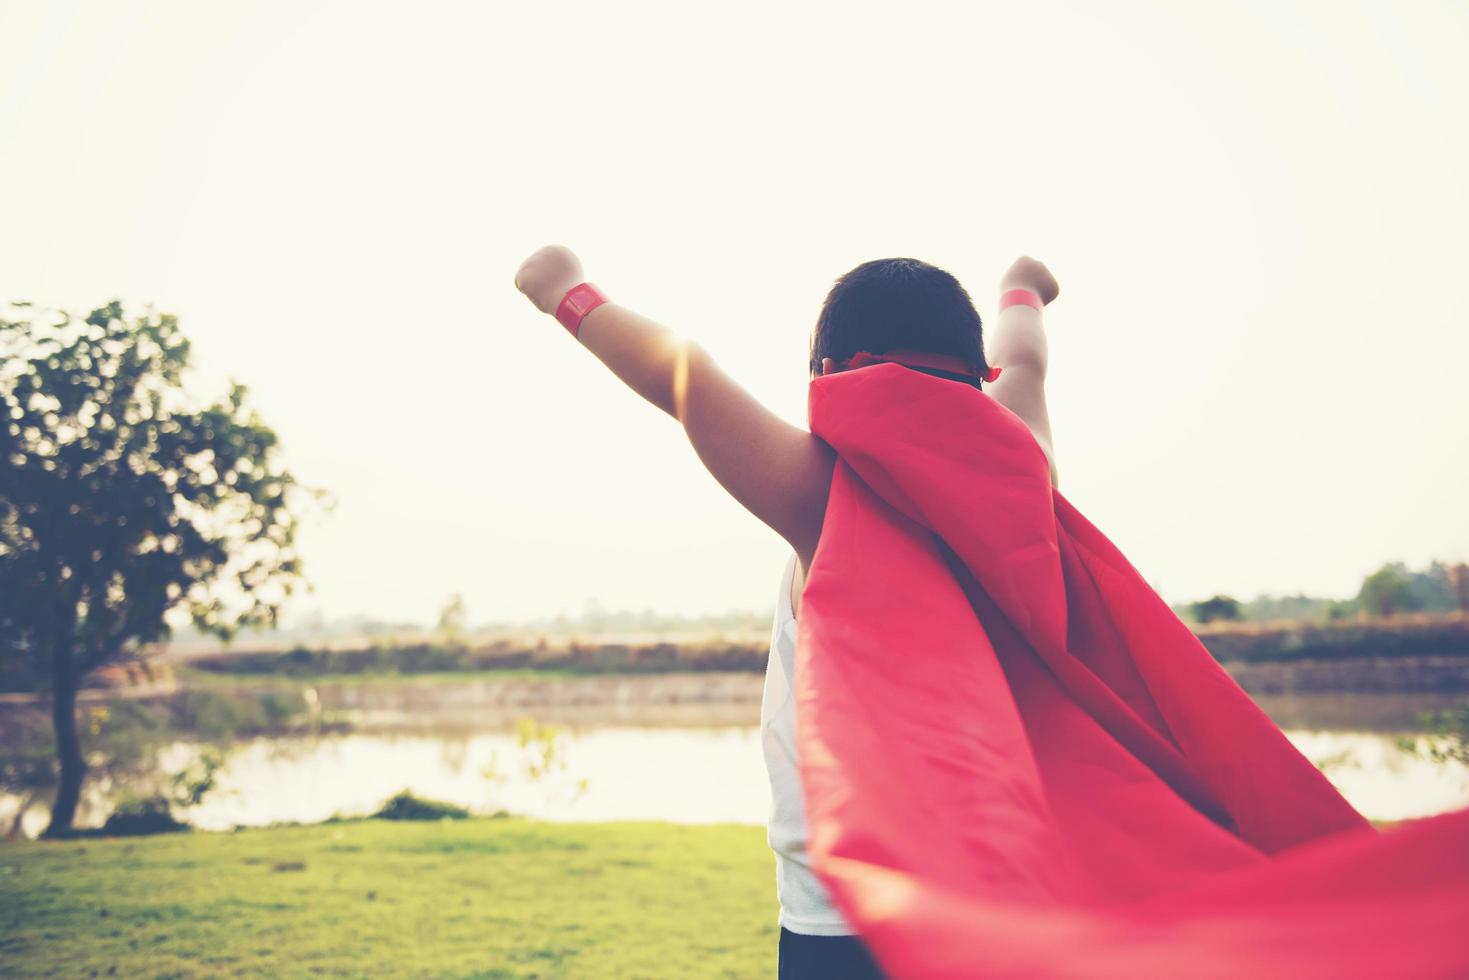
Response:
[15,725,1464,839]
[160,727,768,832]
[5,689,1467,837]
[1288,731,1468,821]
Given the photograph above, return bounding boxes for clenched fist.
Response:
[514,244,585,315]
[1000,256,1060,306]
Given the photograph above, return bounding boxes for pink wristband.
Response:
[999,288,1044,312]
[554,282,609,338]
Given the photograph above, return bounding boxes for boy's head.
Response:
[809,258,989,381]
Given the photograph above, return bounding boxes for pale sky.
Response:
[2,1,1466,625]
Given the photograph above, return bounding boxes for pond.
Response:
[6,688,1468,837]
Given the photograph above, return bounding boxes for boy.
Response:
[514,246,1059,978]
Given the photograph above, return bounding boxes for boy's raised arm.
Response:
[986,256,1061,488]
[513,245,834,563]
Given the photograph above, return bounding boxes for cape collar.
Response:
[842,348,1002,384]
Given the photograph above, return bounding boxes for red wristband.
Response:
[554,282,609,338]
[999,288,1044,312]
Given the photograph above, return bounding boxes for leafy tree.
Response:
[436,593,467,640]
[0,301,314,837]
[1404,560,1461,612]
[1189,594,1242,624]
[1356,563,1424,618]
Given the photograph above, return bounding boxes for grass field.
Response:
[0,818,778,978]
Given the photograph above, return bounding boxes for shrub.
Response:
[372,790,469,821]
[99,795,190,836]
[1396,699,1469,768]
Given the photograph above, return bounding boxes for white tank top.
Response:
[760,551,854,935]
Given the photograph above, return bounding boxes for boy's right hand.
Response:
[514,244,586,315]
[1000,256,1060,306]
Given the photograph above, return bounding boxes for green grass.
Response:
[0,818,778,978]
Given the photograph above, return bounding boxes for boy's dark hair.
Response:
[808,257,990,381]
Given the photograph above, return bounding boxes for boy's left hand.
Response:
[514,244,585,315]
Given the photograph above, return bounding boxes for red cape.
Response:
[796,363,1469,979]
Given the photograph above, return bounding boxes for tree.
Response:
[0,302,313,837]
[1356,563,1423,618]
[436,593,468,640]
[1453,563,1469,614]
[1405,560,1461,613]
[1189,594,1242,624]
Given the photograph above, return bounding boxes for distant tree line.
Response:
[163,594,776,649]
[480,601,773,639]
[177,561,1469,641]
[1177,560,1469,625]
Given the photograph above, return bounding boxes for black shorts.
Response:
[777,927,886,980]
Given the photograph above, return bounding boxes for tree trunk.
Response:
[41,650,85,839]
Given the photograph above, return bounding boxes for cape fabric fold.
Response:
[796,363,1469,979]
